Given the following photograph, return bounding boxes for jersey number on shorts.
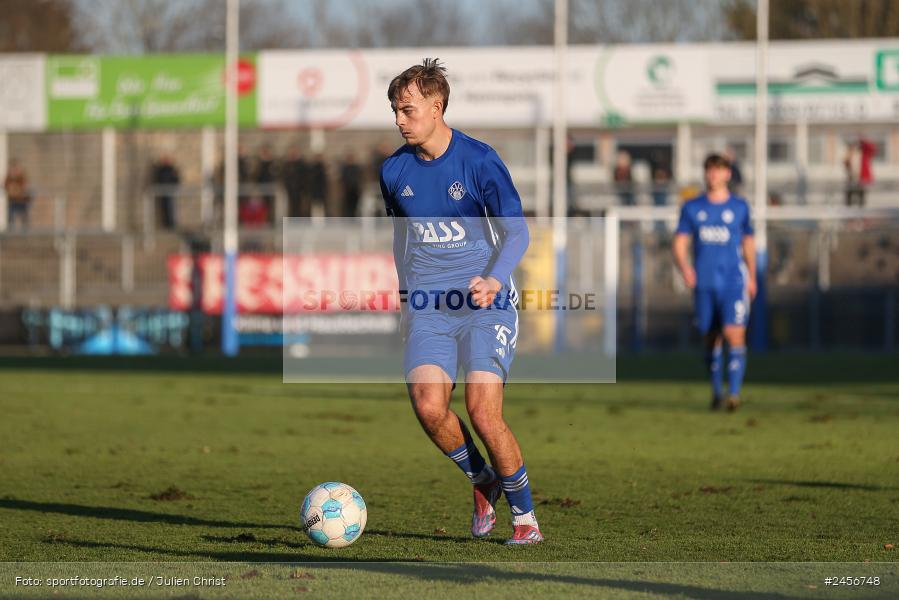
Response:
[494,325,513,358]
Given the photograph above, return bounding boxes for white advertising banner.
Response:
[259,47,607,129]
[711,40,899,123]
[0,54,45,131]
[2,40,898,132]
[594,45,712,124]
[259,41,899,129]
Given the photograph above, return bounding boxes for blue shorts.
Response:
[694,286,749,334]
[403,303,518,383]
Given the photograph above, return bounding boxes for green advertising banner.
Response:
[46,54,256,129]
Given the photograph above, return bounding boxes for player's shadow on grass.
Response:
[55,538,360,563]
[322,563,812,600]
[365,528,506,545]
[47,539,810,600]
[0,497,290,530]
[203,529,502,547]
[747,479,899,492]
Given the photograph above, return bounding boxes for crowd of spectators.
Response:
[148,142,394,230]
[138,135,876,231]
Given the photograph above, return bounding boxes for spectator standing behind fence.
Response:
[282,144,309,218]
[651,164,671,235]
[857,137,876,206]
[844,142,858,206]
[307,153,329,217]
[724,147,743,195]
[566,135,582,215]
[613,150,634,206]
[652,165,670,208]
[547,135,580,215]
[151,154,180,230]
[237,144,252,205]
[370,142,393,215]
[239,195,269,227]
[255,144,277,224]
[370,142,392,181]
[340,151,363,217]
[843,136,875,207]
[4,159,31,230]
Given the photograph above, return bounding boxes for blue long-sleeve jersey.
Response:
[379,129,529,298]
[676,194,754,290]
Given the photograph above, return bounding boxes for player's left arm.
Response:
[470,150,530,308]
[740,201,757,300]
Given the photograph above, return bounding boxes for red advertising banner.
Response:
[168,253,399,315]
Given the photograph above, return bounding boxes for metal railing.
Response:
[1,210,896,352]
[140,182,288,249]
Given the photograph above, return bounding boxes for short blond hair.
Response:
[387,58,450,113]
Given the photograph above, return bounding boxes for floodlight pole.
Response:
[552,0,568,353]
[751,0,769,351]
[222,0,240,356]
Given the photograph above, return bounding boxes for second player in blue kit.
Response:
[674,154,757,411]
[380,59,542,544]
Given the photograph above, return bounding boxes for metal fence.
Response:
[0,231,182,309]
[613,206,899,352]
[0,209,897,351]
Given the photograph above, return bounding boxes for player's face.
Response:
[392,85,439,146]
[705,165,731,191]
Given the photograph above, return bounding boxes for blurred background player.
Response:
[380,59,540,544]
[673,154,756,411]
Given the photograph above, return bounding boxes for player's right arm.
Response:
[380,171,407,294]
[380,170,409,339]
[673,203,696,289]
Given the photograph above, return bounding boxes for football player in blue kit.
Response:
[673,153,757,411]
[379,59,542,544]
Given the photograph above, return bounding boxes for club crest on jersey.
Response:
[722,209,734,223]
[448,181,466,201]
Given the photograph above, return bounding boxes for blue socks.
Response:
[446,420,491,484]
[501,465,537,525]
[446,422,539,528]
[707,345,747,398]
[705,346,724,399]
[727,346,747,397]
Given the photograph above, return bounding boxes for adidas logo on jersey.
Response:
[401,185,414,197]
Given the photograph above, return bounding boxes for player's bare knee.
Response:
[723,327,745,347]
[411,396,445,423]
[409,386,449,426]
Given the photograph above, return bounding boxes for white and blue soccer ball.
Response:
[300,482,367,548]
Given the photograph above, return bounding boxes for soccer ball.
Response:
[300,482,367,548]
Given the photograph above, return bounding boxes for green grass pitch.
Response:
[0,354,897,598]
